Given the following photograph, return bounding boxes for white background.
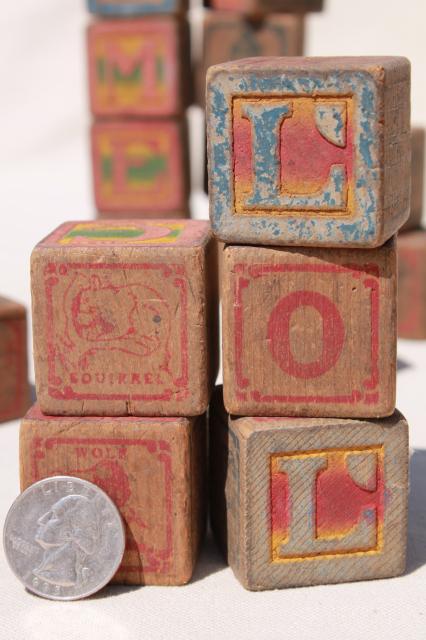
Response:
[0,1,426,638]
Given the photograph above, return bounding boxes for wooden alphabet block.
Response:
[401,128,425,232]
[209,388,408,590]
[88,0,187,16]
[20,406,206,585]
[398,230,426,339]
[91,119,189,215]
[31,220,218,416]
[0,297,30,423]
[88,17,190,118]
[222,239,396,418]
[204,0,322,13]
[198,13,304,106]
[207,57,411,247]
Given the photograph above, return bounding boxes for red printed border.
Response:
[234,262,380,405]
[44,262,189,403]
[32,436,173,575]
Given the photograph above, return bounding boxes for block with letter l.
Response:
[207,57,410,247]
[209,388,409,590]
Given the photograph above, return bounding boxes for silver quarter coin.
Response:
[3,476,125,600]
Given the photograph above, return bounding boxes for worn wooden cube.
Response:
[20,406,206,585]
[31,220,218,416]
[88,0,187,16]
[198,13,303,106]
[91,119,189,215]
[88,17,190,118]
[204,0,322,13]
[401,128,425,232]
[209,388,408,591]
[0,297,30,423]
[222,239,396,418]
[398,230,426,339]
[207,57,410,248]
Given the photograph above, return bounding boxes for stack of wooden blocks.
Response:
[87,0,191,218]
[20,219,217,590]
[207,57,412,589]
[398,128,426,339]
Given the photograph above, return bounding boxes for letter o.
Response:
[267,290,345,379]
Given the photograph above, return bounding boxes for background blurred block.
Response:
[88,0,188,17]
[197,13,303,106]
[221,239,396,418]
[204,0,322,14]
[20,407,206,585]
[88,17,191,118]
[91,119,189,215]
[0,297,30,423]
[207,57,411,247]
[401,128,425,232]
[209,388,409,591]
[31,220,218,416]
[398,230,426,339]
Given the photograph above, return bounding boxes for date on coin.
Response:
[3,476,125,600]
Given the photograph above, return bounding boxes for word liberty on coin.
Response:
[3,476,125,600]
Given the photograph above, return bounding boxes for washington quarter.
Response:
[3,476,125,600]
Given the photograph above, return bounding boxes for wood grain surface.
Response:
[222,239,397,418]
[31,220,218,416]
[20,406,207,585]
[0,296,30,423]
[209,387,409,590]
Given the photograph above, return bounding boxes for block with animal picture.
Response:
[221,239,396,418]
[401,128,425,232]
[209,388,409,591]
[207,57,411,247]
[20,406,206,585]
[204,0,322,13]
[30,220,218,416]
[88,17,190,118]
[0,297,30,423]
[88,0,187,16]
[197,13,303,105]
[91,119,189,216]
[398,230,426,339]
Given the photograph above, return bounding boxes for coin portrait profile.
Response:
[33,494,100,588]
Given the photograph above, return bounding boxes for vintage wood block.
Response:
[31,219,218,416]
[401,128,425,232]
[222,239,396,418]
[198,13,303,106]
[204,0,322,13]
[0,297,30,423]
[207,57,411,248]
[398,230,426,339]
[88,0,187,16]
[92,119,189,215]
[20,406,206,585]
[209,387,409,591]
[88,17,190,118]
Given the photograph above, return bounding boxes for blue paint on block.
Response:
[87,0,179,15]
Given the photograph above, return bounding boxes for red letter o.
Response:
[267,290,345,379]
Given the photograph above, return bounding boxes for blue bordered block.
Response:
[87,0,186,16]
[207,57,411,248]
